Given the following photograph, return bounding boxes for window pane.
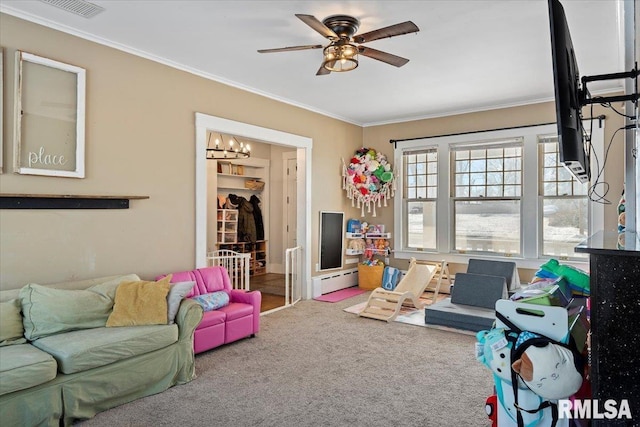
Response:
[539,136,590,259]
[407,201,437,250]
[487,186,502,197]
[453,143,522,201]
[487,158,503,171]
[470,172,485,185]
[456,186,469,197]
[558,182,572,195]
[487,172,502,185]
[470,159,486,172]
[544,167,556,181]
[454,200,521,255]
[456,174,469,185]
[456,160,469,172]
[470,186,486,197]
[542,198,588,259]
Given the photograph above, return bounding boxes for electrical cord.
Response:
[587,125,628,205]
[592,98,637,120]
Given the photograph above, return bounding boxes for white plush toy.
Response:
[511,341,583,400]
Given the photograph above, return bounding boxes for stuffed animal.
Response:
[348,239,366,252]
[511,340,583,400]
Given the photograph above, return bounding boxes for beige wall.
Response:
[0,14,362,289]
[0,14,626,290]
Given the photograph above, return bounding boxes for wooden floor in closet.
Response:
[250,273,285,312]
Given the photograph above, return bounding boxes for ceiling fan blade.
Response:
[296,14,339,39]
[358,46,410,67]
[257,44,323,53]
[316,64,331,76]
[353,21,419,44]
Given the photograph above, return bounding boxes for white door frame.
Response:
[283,151,297,255]
[194,113,313,299]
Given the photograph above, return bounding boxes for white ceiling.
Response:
[0,0,627,126]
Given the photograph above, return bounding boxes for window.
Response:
[393,122,604,266]
[452,140,523,256]
[539,135,588,259]
[403,149,437,250]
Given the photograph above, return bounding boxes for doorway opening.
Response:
[194,113,312,303]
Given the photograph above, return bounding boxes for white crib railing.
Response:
[206,250,251,291]
[285,246,302,306]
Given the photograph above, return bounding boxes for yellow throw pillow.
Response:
[106,275,172,327]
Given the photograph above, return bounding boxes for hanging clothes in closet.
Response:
[229,194,257,243]
[250,195,265,241]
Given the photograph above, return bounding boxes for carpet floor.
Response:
[79,292,494,427]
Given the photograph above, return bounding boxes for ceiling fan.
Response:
[258,14,419,75]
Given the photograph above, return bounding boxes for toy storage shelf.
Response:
[345,230,392,289]
[216,240,267,276]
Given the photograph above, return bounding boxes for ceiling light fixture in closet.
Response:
[206,133,251,159]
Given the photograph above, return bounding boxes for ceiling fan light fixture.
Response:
[322,42,358,72]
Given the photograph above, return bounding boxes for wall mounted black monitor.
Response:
[548,0,590,184]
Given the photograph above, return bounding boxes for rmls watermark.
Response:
[558,399,633,420]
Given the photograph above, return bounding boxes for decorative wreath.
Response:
[342,147,396,217]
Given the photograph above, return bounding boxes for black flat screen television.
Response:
[548,0,590,184]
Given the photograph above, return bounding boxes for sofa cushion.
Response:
[219,302,254,321]
[32,324,179,374]
[0,299,27,346]
[167,281,196,324]
[192,291,230,312]
[20,275,138,341]
[106,276,171,327]
[159,267,231,297]
[0,344,57,395]
[198,309,226,329]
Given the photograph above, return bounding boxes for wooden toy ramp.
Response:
[359,258,437,322]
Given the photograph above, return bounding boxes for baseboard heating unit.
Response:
[312,268,358,298]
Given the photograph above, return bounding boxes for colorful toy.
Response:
[346,218,361,233]
[539,259,590,296]
[342,147,395,217]
[485,394,498,427]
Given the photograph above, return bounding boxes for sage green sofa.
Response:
[0,274,204,427]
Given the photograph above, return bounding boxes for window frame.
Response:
[402,148,438,251]
[393,122,604,269]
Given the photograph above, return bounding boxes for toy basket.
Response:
[245,179,265,191]
[358,264,384,290]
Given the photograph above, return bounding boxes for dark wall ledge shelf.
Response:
[0,194,150,209]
